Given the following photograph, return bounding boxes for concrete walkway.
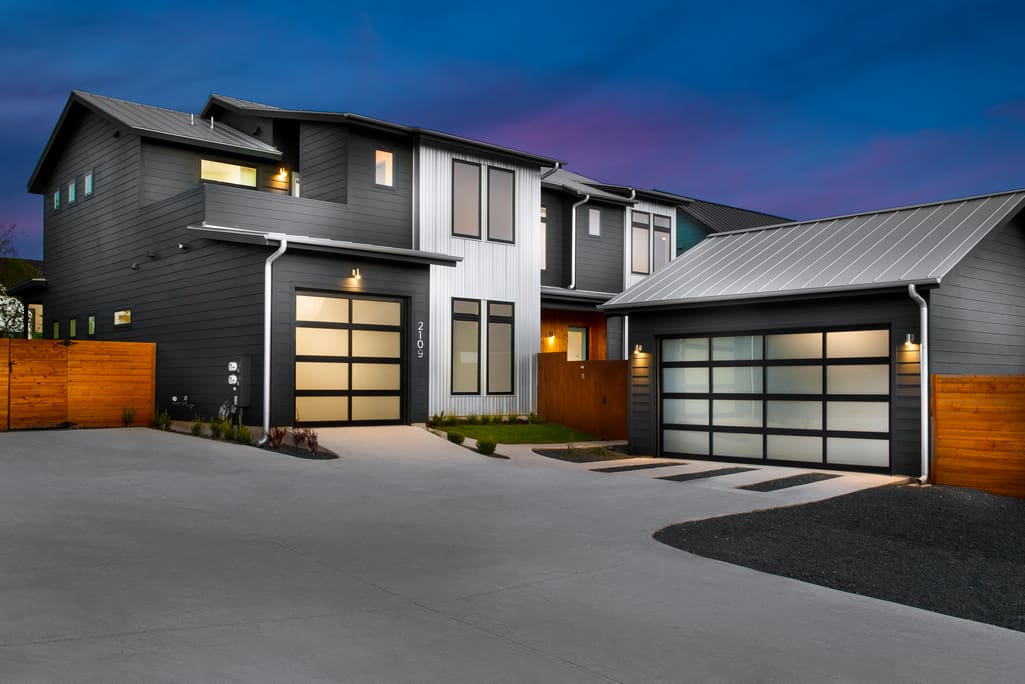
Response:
[0,427,1020,682]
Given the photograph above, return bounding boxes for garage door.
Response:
[294,292,405,425]
[660,329,891,469]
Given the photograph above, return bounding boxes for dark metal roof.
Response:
[680,199,790,233]
[203,93,564,168]
[603,189,1025,311]
[29,92,281,192]
[540,285,617,307]
[188,223,461,267]
[541,169,636,204]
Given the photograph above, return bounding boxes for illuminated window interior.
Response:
[201,159,257,187]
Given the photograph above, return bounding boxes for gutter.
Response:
[540,161,562,181]
[256,235,288,446]
[908,284,930,483]
[569,194,590,289]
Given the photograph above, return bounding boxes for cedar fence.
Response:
[0,339,156,431]
[932,375,1025,498]
[537,352,628,440]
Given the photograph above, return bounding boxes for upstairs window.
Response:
[53,189,60,210]
[452,160,482,238]
[84,170,94,196]
[487,167,515,242]
[653,214,672,271]
[375,150,394,187]
[540,206,547,271]
[588,207,601,236]
[67,179,77,205]
[631,210,650,274]
[201,159,256,187]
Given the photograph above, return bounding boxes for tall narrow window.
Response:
[487,302,514,394]
[52,321,60,338]
[452,160,481,238]
[291,172,301,197]
[69,319,77,338]
[87,315,96,336]
[67,179,77,205]
[540,206,548,271]
[53,190,60,210]
[200,159,256,187]
[375,150,394,187]
[588,207,601,236]
[653,214,672,270]
[84,170,94,196]
[631,211,650,274]
[452,299,480,394]
[487,167,514,242]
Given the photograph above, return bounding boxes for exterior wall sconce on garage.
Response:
[634,343,644,354]
[352,268,362,281]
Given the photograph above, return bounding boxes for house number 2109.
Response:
[416,321,425,358]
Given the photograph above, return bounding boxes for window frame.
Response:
[374,149,395,189]
[540,205,548,271]
[451,298,481,395]
[452,160,482,239]
[567,325,589,361]
[200,159,258,188]
[84,170,94,196]
[52,321,60,339]
[588,207,601,237]
[653,214,672,271]
[113,308,133,328]
[67,179,77,205]
[631,210,651,274]
[87,314,96,336]
[53,189,60,210]
[486,166,515,243]
[486,300,515,395]
[69,318,77,338]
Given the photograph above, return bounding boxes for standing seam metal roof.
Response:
[680,199,790,233]
[602,189,1025,310]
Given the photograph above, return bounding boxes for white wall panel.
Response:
[419,144,542,416]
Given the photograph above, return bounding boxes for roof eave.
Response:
[27,92,86,193]
[137,129,281,160]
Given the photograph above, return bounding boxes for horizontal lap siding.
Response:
[575,202,624,293]
[301,122,347,203]
[67,342,156,427]
[541,190,566,287]
[933,375,1025,497]
[140,141,286,205]
[536,352,628,439]
[539,308,608,360]
[0,340,7,427]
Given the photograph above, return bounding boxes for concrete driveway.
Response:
[0,427,1020,683]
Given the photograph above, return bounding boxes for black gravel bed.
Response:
[533,447,633,463]
[592,461,688,473]
[657,467,757,482]
[653,484,1025,632]
[739,472,841,492]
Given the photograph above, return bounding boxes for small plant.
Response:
[190,416,203,436]
[506,413,518,424]
[235,420,251,444]
[566,435,577,458]
[155,410,172,431]
[209,418,223,439]
[528,412,543,424]
[218,416,234,441]
[447,431,465,445]
[267,426,287,448]
[467,414,481,425]
[477,439,497,455]
[488,414,502,425]
[442,415,458,426]
[307,430,320,456]
[122,406,137,427]
[428,411,445,427]
[293,427,309,449]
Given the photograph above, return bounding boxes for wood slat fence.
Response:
[932,375,1025,498]
[0,339,156,431]
[537,352,628,440]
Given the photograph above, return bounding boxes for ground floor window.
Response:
[660,328,890,468]
[452,298,480,394]
[487,301,514,394]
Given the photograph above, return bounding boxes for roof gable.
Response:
[603,189,1025,311]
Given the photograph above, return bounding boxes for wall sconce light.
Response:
[177,242,188,251]
[634,343,644,354]
[129,262,140,272]
[352,268,362,281]
[546,330,555,340]
[905,333,915,346]
[277,167,289,180]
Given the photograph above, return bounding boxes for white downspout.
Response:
[256,236,288,446]
[540,161,562,180]
[908,284,929,483]
[569,194,590,289]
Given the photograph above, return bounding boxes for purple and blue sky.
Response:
[2,0,1024,259]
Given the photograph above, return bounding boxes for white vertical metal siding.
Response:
[419,144,542,417]
[623,198,678,291]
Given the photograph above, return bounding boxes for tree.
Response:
[0,224,27,337]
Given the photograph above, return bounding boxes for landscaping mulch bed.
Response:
[738,472,840,492]
[592,461,688,473]
[654,484,1025,632]
[533,447,634,464]
[657,467,757,482]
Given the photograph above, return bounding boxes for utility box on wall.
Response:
[227,356,252,409]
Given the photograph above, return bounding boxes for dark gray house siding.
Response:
[139,140,287,205]
[541,189,566,287]
[268,252,431,426]
[574,201,623,293]
[300,122,348,203]
[625,292,922,475]
[931,215,1025,374]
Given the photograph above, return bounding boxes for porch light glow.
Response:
[634,343,643,354]
[905,333,915,346]
[352,268,362,281]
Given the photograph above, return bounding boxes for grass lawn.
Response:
[440,422,598,444]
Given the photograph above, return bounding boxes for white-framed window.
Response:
[540,206,547,271]
[84,170,94,196]
[200,159,257,187]
[375,150,394,187]
[291,171,301,197]
[67,179,77,204]
[588,207,601,236]
[631,210,650,274]
[53,189,60,210]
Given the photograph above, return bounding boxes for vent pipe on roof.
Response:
[908,284,930,484]
[210,117,215,130]
[256,235,288,446]
[569,194,590,289]
[190,113,195,125]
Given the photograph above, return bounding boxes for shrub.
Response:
[447,431,465,445]
[528,412,543,424]
[209,419,223,439]
[506,413,518,424]
[155,410,172,431]
[219,416,234,441]
[441,415,458,426]
[293,427,309,449]
[467,414,481,425]
[476,439,497,455]
[190,416,203,436]
[122,406,137,427]
[267,427,287,448]
[236,422,252,444]
[307,431,320,456]
[428,412,445,427]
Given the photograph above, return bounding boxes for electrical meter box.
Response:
[226,357,251,408]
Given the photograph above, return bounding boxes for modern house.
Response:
[603,189,1025,475]
[23,91,567,429]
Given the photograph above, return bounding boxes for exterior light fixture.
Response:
[129,262,140,271]
[352,268,362,280]
[277,167,288,180]
[634,343,643,354]
[905,333,915,346]
[177,242,188,251]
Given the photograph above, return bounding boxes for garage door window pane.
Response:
[766,333,822,359]
[664,399,709,425]
[351,396,401,421]
[712,400,762,427]
[352,330,401,358]
[767,400,822,429]
[664,429,709,455]
[713,366,762,393]
[296,327,348,356]
[663,337,707,362]
[663,367,708,393]
[767,435,822,462]
[352,299,401,326]
[827,402,888,432]
[713,432,763,459]
[296,396,348,422]
[712,336,762,360]
[296,362,348,390]
[827,365,889,394]
[827,330,888,358]
[767,366,822,394]
[352,363,401,391]
[296,295,348,323]
[828,438,889,467]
